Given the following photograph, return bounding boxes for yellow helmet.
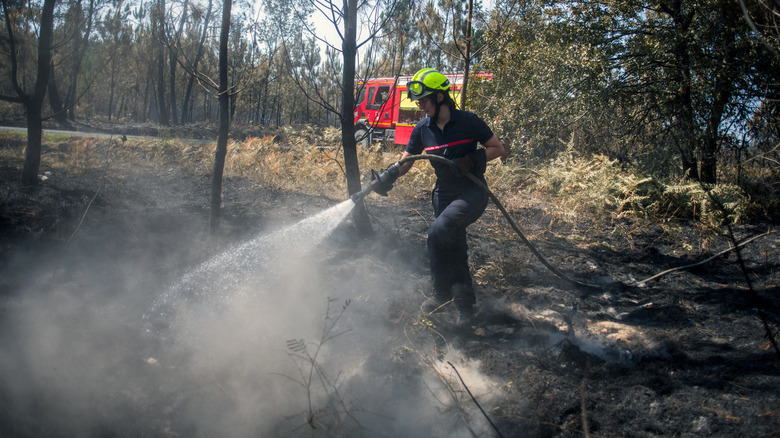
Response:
[407,68,450,101]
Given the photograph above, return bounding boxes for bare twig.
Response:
[276,298,365,431]
[448,361,506,438]
[700,184,780,360]
[50,184,102,283]
[410,208,430,227]
[739,0,780,60]
[638,230,772,285]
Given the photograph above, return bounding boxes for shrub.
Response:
[526,138,756,227]
[652,181,754,226]
[531,139,653,222]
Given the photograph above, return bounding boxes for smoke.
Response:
[0,201,501,437]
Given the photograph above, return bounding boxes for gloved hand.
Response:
[369,162,400,196]
[453,148,487,177]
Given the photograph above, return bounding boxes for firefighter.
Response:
[397,68,506,319]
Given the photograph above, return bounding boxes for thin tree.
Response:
[59,0,98,122]
[284,0,399,233]
[1,0,58,186]
[152,0,170,125]
[180,0,214,124]
[412,0,494,106]
[458,0,473,109]
[210,0,232,232]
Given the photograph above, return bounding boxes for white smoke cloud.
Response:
[0,201,501,437]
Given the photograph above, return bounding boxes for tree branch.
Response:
[638,230,772,285]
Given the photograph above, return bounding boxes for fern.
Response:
[531,137,654,221]
[655,181,752,226]
[525,137,755,227]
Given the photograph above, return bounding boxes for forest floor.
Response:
[0,131,779,437]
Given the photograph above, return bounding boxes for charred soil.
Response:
[1,136,779,437]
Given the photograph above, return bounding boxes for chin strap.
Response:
[431,94,445,124]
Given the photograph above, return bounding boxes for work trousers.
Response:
[428,186,489,310]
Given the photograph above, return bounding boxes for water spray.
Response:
[353,154,601,290]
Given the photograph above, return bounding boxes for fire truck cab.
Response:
[354,73,489,148]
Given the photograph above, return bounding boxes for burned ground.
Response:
[0,136,778,437]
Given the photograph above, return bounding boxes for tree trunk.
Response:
[117,93,125,119]
[667,2,699,181]
[459,0,473,110]
[169,50,178,125]
[210,0,233,233]
[155,0,170,125]
[675,83,699,181]
[181,0,212,124]
[261,72,270,125]
[47,61,68,125]
[678,148,698,180]
[108,58,116,122]
[65,0,95,122]
[157,49,170,125]
[22,101,44,186]
[230,91,236,121]
[20,0,56,186]
[142,70,151,121]
[168,0,188,125]
[342,0,371,233]
[700,80,733,184]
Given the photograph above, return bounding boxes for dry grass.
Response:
[0,129,769,229]
[518,138,762,229]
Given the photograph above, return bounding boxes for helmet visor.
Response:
[407,81,429,100]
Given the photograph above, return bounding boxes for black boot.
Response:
[451,283,476,321]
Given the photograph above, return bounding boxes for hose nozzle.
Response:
[350,162,401,202]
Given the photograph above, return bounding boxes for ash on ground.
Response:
[1,141,778,437]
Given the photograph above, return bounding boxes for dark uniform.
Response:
[406,108,494,313]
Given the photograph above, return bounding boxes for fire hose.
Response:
[352,154,601,290]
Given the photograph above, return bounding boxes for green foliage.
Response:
[475,0,780,186]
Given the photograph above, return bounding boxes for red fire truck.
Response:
[353,72,491,148]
